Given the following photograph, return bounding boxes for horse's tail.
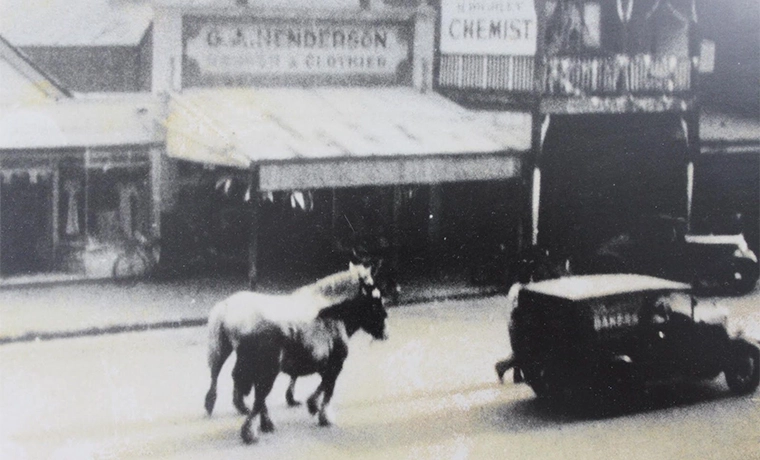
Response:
[205,301,234,416]
[207,303,232,371]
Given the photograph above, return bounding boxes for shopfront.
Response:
[531,0,699,267]
[153,2,531,288]
[538,113,689,263]
[0,98,161,281]
[433,0,702,275]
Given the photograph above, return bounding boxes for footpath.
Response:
[0,274,498,345]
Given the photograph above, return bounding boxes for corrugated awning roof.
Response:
[0,0,152,47]
[0,94,161,149]
[165,86,532,170]
[700,110,760,154]
[700,110,760,144]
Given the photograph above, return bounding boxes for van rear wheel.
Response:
[725,340,760,395]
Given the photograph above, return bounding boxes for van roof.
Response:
[524,274,690,301]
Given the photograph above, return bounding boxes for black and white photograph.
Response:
[0,0,758,458]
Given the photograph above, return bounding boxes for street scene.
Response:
[1,0,759,459]
[1,283,758,459]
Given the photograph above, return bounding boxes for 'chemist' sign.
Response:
[441,0,537,56]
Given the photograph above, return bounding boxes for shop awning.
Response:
[700,110,760,154]
[0,95,161,149]
[165,87,531,191]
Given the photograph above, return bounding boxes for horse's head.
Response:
[348,259,375,287]
[356,278,388,341]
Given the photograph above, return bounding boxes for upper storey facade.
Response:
[436,0,702,113]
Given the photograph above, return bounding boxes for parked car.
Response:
[508,274,760,403]
[582,215,759,295]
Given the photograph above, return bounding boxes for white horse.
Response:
[204,261,374,415]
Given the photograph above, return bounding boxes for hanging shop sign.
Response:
[85,148,150,169]
[440,0,537,55]
[183,17,412,87]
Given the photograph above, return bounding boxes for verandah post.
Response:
[248,166,261,290]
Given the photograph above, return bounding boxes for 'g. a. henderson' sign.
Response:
[441,0,537,56]
[184,19,411,78]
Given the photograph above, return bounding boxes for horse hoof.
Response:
[260,419,276,433]
[307,398,319,415]
[286,397,302,407]
[495,367,505,384]
[318,413,333,427]
[240,420,259,445]
[204,390,217,416]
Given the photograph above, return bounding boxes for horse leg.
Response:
[285,375,301,407]
[317,367,343,427]
[232,354,255,415]
[259,404,275,433]
[240,397,262,444]
[306,382,323,416]
[204,330,233,416]
[239,333,281,444]
[240,364,279,444]
[233,385,251,415]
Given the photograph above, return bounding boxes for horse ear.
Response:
[350,248,361,265]
[372,258,383,277]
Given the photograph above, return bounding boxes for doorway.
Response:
[539,113,688,261]
[0,171,54,276]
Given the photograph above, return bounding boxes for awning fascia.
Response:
[257,152,522,191]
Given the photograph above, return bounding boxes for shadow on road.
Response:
[492,379,741,424]
[281,379,754,454]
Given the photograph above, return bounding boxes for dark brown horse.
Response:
[233,278,388,444]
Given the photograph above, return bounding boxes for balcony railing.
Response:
[437,54,692,98]
[438,55,535,92]
[543,54,691,96]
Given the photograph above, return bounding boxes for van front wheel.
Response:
[725,340,760,395]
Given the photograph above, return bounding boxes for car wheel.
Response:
[731,260,759,295]
[725,339,760,395]
[528,364,564,400]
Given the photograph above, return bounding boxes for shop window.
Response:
[648,2,689,58]
[118,182,142,238]
[583,2,601,48]
[59,167,149,243]
[545,1,602,54]
[544,1,692,56]
[62,179,84,237]
[58,169,86,241]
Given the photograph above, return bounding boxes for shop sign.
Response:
[85,149,150,169]
[440,0,537,55]
[184,18,411,81]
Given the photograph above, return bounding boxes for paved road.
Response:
[1,293,758,459]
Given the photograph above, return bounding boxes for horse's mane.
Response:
[316,293,359,319]
[294,269,359,299]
